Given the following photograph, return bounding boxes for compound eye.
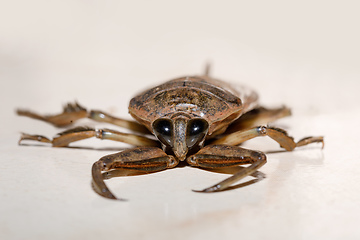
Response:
[186,119,209,148]
[152,118,173,146]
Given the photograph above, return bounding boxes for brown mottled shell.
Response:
[129,76,258,136]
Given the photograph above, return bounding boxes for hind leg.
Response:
[225,106,291,134]
[17,102,149,134]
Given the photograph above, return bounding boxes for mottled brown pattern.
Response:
[17,72,323,200]
[129,76,258,135]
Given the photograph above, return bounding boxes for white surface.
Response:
[1,1,360,240]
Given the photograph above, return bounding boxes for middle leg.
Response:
[212,126,324,151]
[19,126,159,147]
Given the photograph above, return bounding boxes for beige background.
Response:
[1,1,360,239]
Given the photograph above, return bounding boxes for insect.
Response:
[17,70,324,200]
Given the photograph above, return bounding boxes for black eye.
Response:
[188,120,205,136]
[153,119,173,146]
[154,119,172,136]
[186,119,208,148]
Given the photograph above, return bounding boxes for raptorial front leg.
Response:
[19,127,159,147]
[212,126,324,151]
[187,144,267,192]
[92,147,178,200]
[17,102,150,134]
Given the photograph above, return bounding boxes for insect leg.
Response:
[17,102,150,134]
[225,106,291,133]
[92,147,178,200]
[89,110,150,134]
[19,127,159,147]
[203,62,211,76]
[212,126,324,151]
[17,102,88,127]
[187,144,266,192]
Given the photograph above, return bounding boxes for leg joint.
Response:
[257,125,267,136]
[95,129,104,139]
